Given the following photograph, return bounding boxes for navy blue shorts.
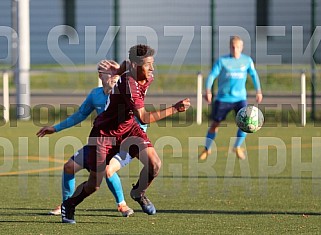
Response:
[70,145,90,172]
[211,100,247,122]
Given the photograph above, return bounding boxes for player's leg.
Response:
[48,147,87,215]
[62,170,105,223]
[80,145,131,213]
[232,100,248,160]
[61,130,113,223]
[105,153,134,217]
[72,145,134,214]
[232,129,247,160]
[198,120,220,160]
[199,100,230,160]
[105,159,124,206]
[130,146,160,215]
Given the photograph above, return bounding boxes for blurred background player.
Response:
[37,60,146,217]
[199,36,263,160]
[61,44,190,224]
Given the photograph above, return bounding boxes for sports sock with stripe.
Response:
[205,130,217,150]
[106,173,125,205]
[234,128,247,148]
[62,172,75,201]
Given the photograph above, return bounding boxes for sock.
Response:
[62,172,75,201]
[106,173,124,205]
[64,182,90,207]
[205,131,216,150]
[132,164,159,197]
[234,128,247,148]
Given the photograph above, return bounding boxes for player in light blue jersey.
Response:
[199,36,263,160]
[37,60,147,217]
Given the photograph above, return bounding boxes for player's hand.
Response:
[36,126,56,137]
[256,93,263,103]
[174,98,191,112]
[204,93,212,104]
[97,60,120,75]
[204,89,212,103]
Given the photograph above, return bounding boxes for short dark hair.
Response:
[128,44,155,64]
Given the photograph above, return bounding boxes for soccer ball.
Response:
[236,105,264,133]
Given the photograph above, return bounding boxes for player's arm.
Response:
[134,98,190,124]
[205,59,222,103]
[37,59,118,138]
[36,92,95,137]
[247,59,263,103]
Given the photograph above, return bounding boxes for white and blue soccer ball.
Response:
[236,105,264,133]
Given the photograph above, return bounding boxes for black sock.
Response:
[64,182,90,207]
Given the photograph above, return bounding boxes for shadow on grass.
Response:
[81,208,321,216]
[0,208,120,218]
[0,220,107,224]
[156,209,321,216]
[0,207,319,224]
[2,174,321,180]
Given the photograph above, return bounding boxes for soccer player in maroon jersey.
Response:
[61,44,191,223]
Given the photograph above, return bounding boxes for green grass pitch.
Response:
[0,120,320,234]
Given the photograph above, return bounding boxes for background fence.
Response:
[0,0,320,120]
[1,67,320,124]
[1,0,321,65]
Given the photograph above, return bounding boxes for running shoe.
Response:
[198,148,211,160]
[48,205,61,216]
[117,203,134,217]
[130,189,156,215]
[233,147,246,160]
[61,202,76,224]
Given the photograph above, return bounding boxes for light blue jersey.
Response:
[205,54,261,103]
[54,87,147,132]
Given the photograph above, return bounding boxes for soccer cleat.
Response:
[48,205,61,215]
[130,189,156,215]
[198,148,211,160]
[61,202,76,224]
[233,147,246,160]
[117,203,134,217]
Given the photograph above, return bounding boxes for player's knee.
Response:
[105,165,115,178]
[209,120,219,130]
[85,183,100,194]
[63,162,75,174]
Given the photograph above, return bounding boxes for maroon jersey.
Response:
[94,71,153,132]
[87,71,154,172]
